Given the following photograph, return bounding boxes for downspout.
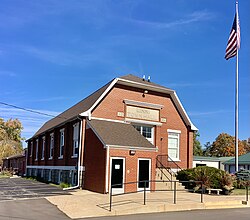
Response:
[63,118,84,190]
[105,145,110,193]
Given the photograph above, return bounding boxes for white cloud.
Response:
[0,106,61,142]
[127,10,214,29]
[189,109,232,117]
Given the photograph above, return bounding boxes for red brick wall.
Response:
[84,128,106,193]
[27,119,80,168]
[92,84,193,169]
[109,149,156,193]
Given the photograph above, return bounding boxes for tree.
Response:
[0,118,23,166]
[203,142,212,156]
[193,131,203,156]
[208,133,246,157]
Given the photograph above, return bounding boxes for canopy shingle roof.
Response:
[223,152,250,165]
[87,119,155,149]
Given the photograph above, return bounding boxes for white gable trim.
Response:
[80,78,118,118]
[79,77,197,131]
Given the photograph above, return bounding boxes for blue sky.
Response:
[0,0,249,148]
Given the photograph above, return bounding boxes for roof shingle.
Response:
[87,119,155,149]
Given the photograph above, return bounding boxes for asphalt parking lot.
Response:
[0,177,70,201]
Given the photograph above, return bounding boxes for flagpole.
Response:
[235,1,239,172]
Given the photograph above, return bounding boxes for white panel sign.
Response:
[126,106,159,121]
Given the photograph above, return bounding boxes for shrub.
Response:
[176,166,236,193]
[59,182,72,189]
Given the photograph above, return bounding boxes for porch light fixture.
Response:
[142,90,148,97]
[129,150,136,156]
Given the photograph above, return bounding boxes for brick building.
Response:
[2,150,26,176]
[26,74,197,193]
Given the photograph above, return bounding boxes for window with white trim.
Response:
[168,132,180,161]
[59,129,64,159]
[58,170,63,183]
[133,124,154,144]
[49,133,54,159]
[73,122,79,157]
[41,136,45,160]
[48,170,52,181]
[35,139,39,160]
[30,141,33,157]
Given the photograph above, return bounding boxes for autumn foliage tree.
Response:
[0,118,23,166]
[208,133,247,157]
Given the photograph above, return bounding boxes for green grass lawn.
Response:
[0,174,10,178]
[231,188,249,195]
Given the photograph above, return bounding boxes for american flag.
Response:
[225,12,240,60]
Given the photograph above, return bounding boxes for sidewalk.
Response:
[46,190,250,219]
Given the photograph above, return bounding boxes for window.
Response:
[35,139,39,160]
[196,164,206,167]
[48,170,52,181]
[73,122,79,157]
[168,132,180,161]
[49,133,54,159]
[30,141,33,157]
[41,137,45,160]
[58,170,63,183]
[133,124,154,144]
[59,129,64,159]
[41,169,44,178]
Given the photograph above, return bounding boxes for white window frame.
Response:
[72,122,79,157]
[58,170,63,183]
[35,139,39,161]
[30,141,33,157]
[49,133,54,160]
[48,170,52,181]
[59,129,65,159]
[41,169,44,178]
[167,130,181,161]
[133,124,154,144]
[41,136,45,160]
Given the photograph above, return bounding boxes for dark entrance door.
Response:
[111,158,124,192]
[138,159,150,189]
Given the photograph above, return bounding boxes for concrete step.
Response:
[155,181,185,190]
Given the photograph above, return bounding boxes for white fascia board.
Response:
[79,78,119,117]
[171,91,198,131]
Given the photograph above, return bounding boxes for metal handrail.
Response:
[156,154,182,172]
[109,180,203,211]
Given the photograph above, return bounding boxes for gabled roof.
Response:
[32,80,113,137]
[3,152,25,160]
[223,152,250,165]
[87,119,155,149]
[30,74,197,139]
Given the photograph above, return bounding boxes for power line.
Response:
[0,101,67,119]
